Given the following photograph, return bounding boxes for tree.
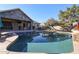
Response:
[59,4,79,27]
[45,18,58,26]
[43,18,59,30]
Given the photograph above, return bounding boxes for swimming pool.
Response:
[7,32,73,53]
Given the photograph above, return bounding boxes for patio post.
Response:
[0,17,3,38]
[31,22,33,30]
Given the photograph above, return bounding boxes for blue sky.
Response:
[0,4,78,23]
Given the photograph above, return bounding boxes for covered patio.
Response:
[0,8,33,31]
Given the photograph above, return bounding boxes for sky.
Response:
[0,4,79,23]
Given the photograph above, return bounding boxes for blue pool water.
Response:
[7,32,73,53]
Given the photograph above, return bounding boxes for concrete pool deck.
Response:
[0,33,19,54]
[0,31,79,54]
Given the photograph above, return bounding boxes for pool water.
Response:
[7,32,73,53]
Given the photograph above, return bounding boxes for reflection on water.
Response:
[14,32,71,43]
[32,33,48,43]
[7,32,71,52]
[10,32,71,43]
[31,32,71,43]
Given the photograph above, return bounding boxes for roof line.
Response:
[0,8,20,13]
[0,8,33,22]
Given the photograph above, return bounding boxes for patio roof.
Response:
[33,21,40,24]
[0,8,33,22]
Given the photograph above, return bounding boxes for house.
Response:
[32,21,40,30]
[0,8,33,31]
